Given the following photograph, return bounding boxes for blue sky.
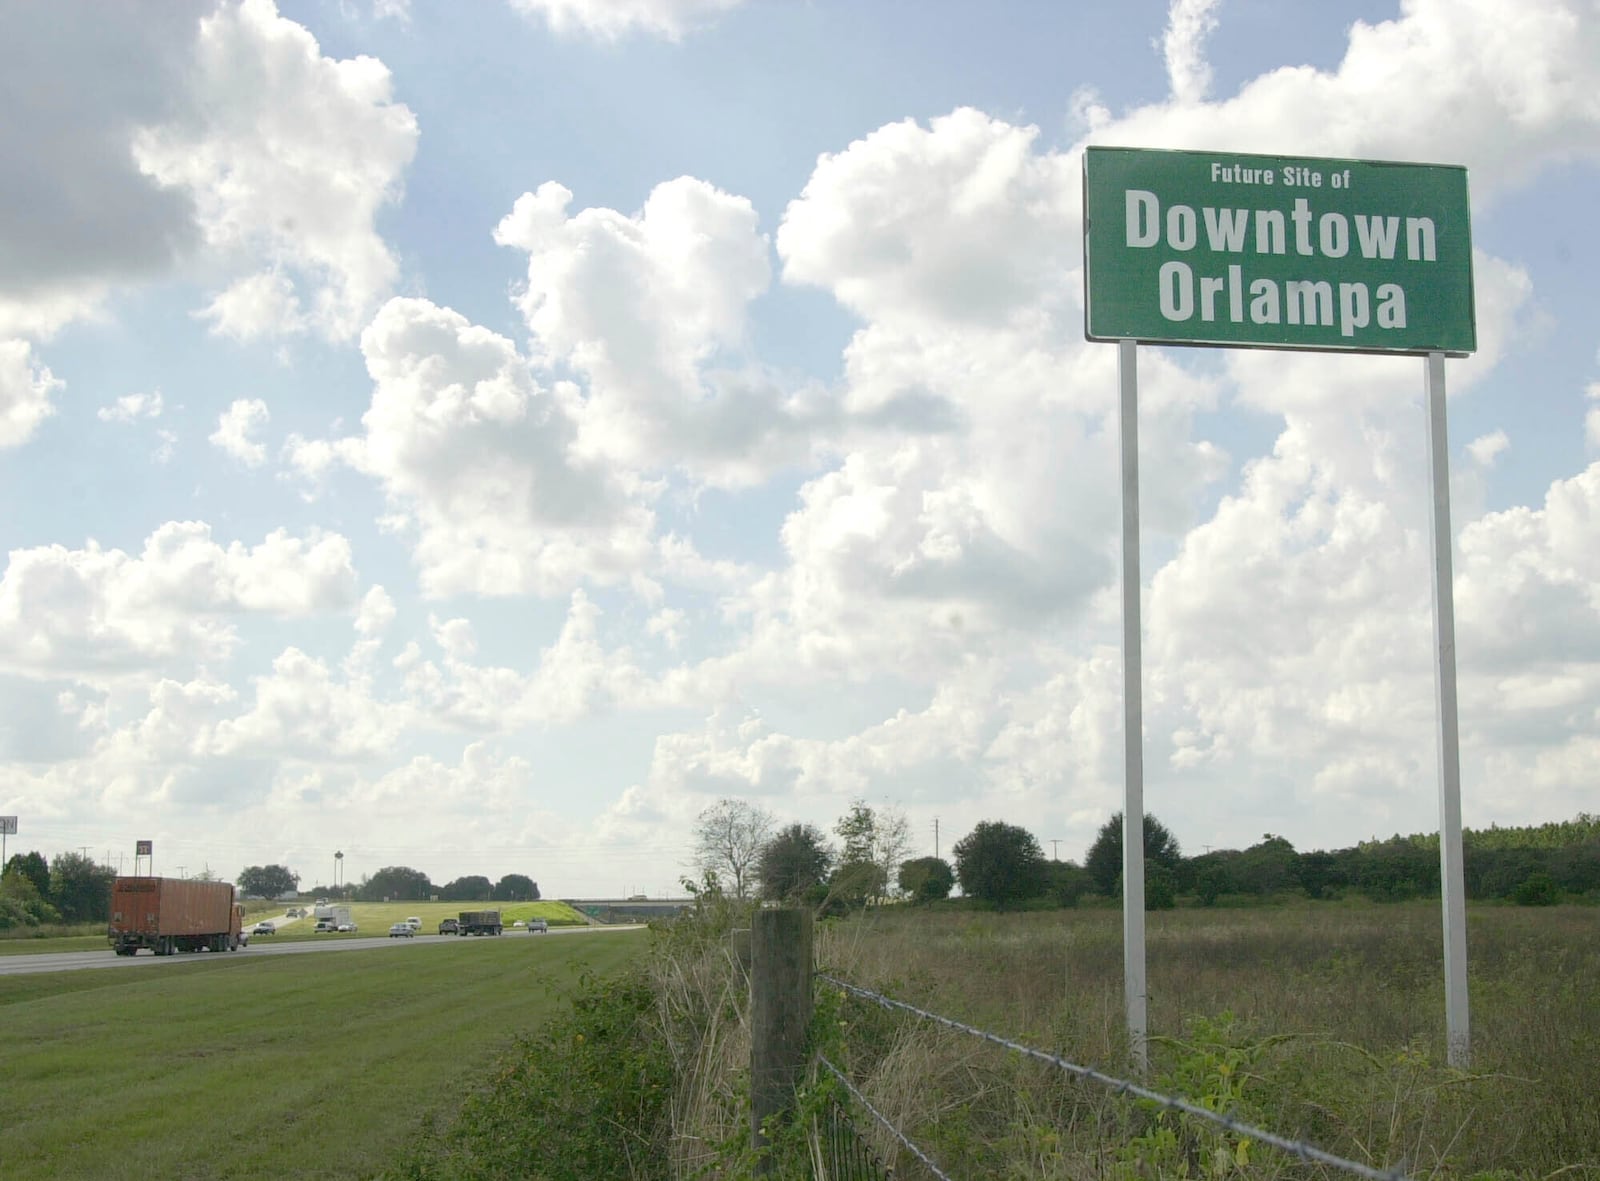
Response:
[2,0,1598,897]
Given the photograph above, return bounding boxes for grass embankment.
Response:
[0,930,645,1180]
[261,900,590,939]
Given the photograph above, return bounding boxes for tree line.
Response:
[692,801,1600,911]
[1,851,118,929]
[237,863,541,903]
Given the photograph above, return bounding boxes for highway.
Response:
[0,925,645,977]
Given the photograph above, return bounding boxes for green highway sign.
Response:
[1084,146,1476,355]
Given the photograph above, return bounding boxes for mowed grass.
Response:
[259,900,590,940]
[0,933,108,955]
[0,929,645,1180]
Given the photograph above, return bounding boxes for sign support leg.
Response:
[1424,351,1471,1067]
[1118,339,1148,1073]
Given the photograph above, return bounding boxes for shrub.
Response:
[1512,872,1562,907]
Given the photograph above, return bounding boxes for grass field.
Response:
[806,901,1600,1178]
[259,899,590,937]
[0,929,645,1180]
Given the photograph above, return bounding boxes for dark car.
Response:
[438,918,459,935]
[251,921,276,936]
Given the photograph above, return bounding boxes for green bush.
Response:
[1512,872,1562,907]
[387,966,673,1181]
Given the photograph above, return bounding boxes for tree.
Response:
[953,821,1046,909]
[831,800,886,908]
[440,875,493,901]
[1085,812,1183,896]
[493,873,537,901]
[4,851,49,899]
[897,856,954,903]
[756,823,833,902]
[49,851,116,923]
[237,864,300,899]
[0,862,60,929]
[1041,860,1091,908]
[357,866,433,902]
[693,798,775,900]
[1234,834,1297,896]
[873,806,914,899]
[831,800,914,905]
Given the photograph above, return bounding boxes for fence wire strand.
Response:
[818,973,1414,1181]
[819,1054,954,1181]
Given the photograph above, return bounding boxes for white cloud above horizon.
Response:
[3,0,1599,896]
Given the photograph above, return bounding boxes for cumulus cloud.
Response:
[1,1,416,342]
[210,398,271,466]
[509,0,745,41]
[495,178,830,483]
[0,2,206,337]
[0,522,359,681]
[211,646,407,760]
[1467,430,1510,467]
[98,391,165,424]
[354,585,397,636]
[0,340,62,447]
[1161,0,1222,105]
[134,0,418,340]
[197,270,306,341]
[778,109,1077,331]
[287,296,656,597]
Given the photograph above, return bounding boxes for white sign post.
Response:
[1085,146,1477,1069]
[1119,340,1148,1073]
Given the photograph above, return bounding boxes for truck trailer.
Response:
[457,909,503,936]
[108,877,246,956]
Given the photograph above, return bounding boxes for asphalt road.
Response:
[0,925,646,977]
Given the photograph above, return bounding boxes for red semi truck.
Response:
[108,877,246,956]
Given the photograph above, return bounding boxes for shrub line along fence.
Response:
[748,908,1416,1181]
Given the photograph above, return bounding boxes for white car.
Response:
[528,919,548,933]
[336,922,357,933]
[388,922,415,938]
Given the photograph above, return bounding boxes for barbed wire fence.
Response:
[813,972,1415,1181]
[747,908,1416,1180]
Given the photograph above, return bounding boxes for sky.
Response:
[2,0,1598,898]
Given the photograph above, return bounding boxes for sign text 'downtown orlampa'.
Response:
[1084,147,1476,356]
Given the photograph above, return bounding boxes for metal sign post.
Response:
[1085,145,1478,1068]
[0,815,16,867]
[1119,340,1148,1073]
[1425,352,1471,1066]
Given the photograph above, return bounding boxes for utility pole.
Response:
[932,817,940,859]
[177,865,186,879]
[1050,839,1062,860]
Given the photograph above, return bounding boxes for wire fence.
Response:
[816,972,1415,1181]
[813,1060,901,1181]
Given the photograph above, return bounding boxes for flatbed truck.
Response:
[457,908,502,936]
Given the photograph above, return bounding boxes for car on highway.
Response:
[438,918,458,934]
[528,919,548,933]
[388,922,415,938]
[251,921,276,936]
[336,922,358,933]
[314,919,335,932]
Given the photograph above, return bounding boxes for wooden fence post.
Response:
[750,907,813,1171]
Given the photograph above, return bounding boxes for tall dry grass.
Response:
[811,902,1600,1179]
